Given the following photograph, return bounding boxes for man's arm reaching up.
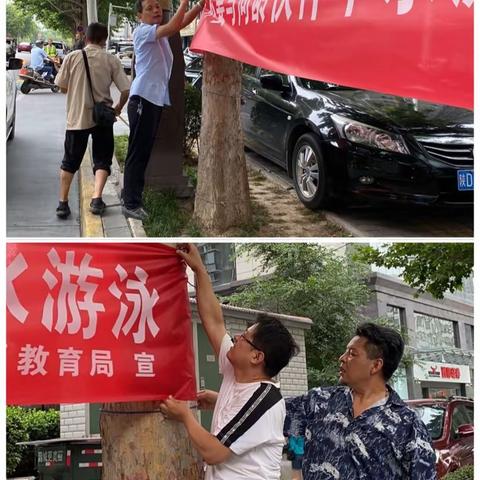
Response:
[177,244,226,356]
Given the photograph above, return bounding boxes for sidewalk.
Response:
[78,142,145,238]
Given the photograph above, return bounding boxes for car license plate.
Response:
[457,170,473,191]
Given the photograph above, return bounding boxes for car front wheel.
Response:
[292,133,328,210]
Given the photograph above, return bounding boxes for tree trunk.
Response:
[194,52,252,233]
[101,401,203,480]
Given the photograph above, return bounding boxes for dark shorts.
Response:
[292,454,303,470]
[61,125,114,175]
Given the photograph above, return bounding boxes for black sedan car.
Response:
[241,67,474,209]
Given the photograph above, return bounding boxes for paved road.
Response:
[7,79,81,237]
[247,153,473,238]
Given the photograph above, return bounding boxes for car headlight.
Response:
[331,114,409,155]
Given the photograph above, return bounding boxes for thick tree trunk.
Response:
[101,401,203,480]
[194,52,252,233]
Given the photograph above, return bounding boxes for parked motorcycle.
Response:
[18,61,60,94]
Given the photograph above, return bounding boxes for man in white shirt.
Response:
[160,244,299,479]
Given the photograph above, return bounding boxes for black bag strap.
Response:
[216,382,283,447]
[81,49,96,104]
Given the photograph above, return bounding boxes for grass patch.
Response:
[235,200,270,236]
[142,189,202,237]
[114,134,129,171]
[184,165,198,189]
[248,169,267,182]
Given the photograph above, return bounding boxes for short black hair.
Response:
[251,313,299,378]
[135,0,146,13]
[356,322,404,381]
[86,23,108,44]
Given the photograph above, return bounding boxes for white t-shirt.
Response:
[205,334,285,480]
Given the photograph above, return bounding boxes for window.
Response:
[198,244,236,287]
[414,313,459,349]
[465,324,474,351]
[386,305,405,331]
[242,63,258,76]
[450,404,474,439]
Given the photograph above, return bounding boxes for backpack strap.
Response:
[216,382,283,448]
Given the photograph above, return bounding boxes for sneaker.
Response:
[90,197,106,215]
[56,201,71,219]
[122,206,148,221]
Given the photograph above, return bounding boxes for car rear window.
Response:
[411,405,445,440]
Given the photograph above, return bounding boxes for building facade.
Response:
[363,272,474,400]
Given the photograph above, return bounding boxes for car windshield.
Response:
[298,78,355,91]
[410,405,445,440]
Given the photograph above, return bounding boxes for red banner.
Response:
[192,0,473,109]
[7,243,196,405]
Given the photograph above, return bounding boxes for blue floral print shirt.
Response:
[285,386,437,480]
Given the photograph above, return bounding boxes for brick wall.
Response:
[60,404,88,438]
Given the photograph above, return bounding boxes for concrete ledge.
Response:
[78,147,104,238]
[78,140,148,238]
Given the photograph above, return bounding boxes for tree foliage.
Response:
[12,0,135,37]
[6,2,40,40]
[225,244,372,387]
[355,243,473,299]
[7,407,60,476]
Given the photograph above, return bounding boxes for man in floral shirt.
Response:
[286,323,437,480]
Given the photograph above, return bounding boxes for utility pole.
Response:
[86,0,98,23]
[107,3,132,50]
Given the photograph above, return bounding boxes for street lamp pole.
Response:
[107,2,113,49]
[87,0,98,23]
[107,4,133,50]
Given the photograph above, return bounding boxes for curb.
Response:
[79,147,104,237]
[78,141,147,238]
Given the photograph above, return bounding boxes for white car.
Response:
[6,57,23,141]
[117,45,133,74]
[51,41,67,59]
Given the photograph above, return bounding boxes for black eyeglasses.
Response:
[231,333,262,351]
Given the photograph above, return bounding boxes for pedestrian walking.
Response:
[54,22,130,219]
[121,0,204,220]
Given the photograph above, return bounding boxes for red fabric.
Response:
[7,243,196,405]
[191,0,473,109]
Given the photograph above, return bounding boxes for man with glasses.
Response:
[160,243,299,479]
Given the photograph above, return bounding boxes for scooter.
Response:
[18,59,60,94]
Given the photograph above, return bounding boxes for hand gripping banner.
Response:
[7,243,197,405]
[191,0,473,109]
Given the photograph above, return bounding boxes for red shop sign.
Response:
[192,0,473,109]
[7,243,196,405]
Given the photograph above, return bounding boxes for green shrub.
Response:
[7,407,60,477]
[443,465,474,480]
[114,134,129,172]
[184,82,202,157]
[6,406,28,476]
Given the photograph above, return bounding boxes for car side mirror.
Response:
[260,74,285,92]
[456,424,474,438]
[8,57,23,70]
